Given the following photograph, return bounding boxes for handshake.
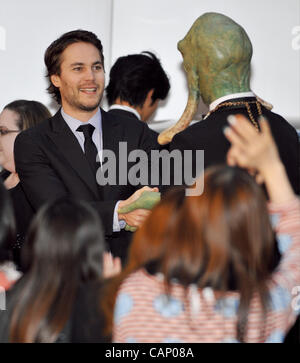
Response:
[118,187,161,232]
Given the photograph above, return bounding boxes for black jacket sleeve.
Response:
[14,131,116,235]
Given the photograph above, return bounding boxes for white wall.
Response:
[111,0,300,127]
[0,0,299,127]
[0,0,112,114]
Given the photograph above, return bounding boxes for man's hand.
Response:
[118,186,159,229]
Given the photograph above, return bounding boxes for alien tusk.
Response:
[158,96,198,145]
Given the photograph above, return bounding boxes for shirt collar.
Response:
[61,108,102,133]
[109,104,141,120]
[209,92,255,111]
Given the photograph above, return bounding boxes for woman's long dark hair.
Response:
[10,198,105,343]
[103,166,274,342]
[0,181,15,263]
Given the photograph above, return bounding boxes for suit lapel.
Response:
[101,109,124,199]
[102,109,122,153]
[47,110,99,198]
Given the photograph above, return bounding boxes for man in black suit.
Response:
[14,30,158,262]
[162,13,299,194]
[106,51,170,128]
[170,100,300,194]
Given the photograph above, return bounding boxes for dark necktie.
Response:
[76,124,100,174]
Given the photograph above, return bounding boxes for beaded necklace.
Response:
[205,101,262,132]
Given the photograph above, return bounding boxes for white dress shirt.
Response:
[109,104,141,120]
[61,108,125,232]
[209,91,255,111]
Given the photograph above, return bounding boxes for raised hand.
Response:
[224,114,294,203]
[224,114,279,177]
[102,252,122,278]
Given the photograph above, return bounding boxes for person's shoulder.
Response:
[17,113,56,140]
[119,269,158,294]
[14,113,59,151]
[170,117,215,148]
[102,108,145,131]
[107,108,139,121]
[263,108,298,134]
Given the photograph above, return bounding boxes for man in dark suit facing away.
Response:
[106,51,170,131]
[158,13,299,195]
[14,30,158,263]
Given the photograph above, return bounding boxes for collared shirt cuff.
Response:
[113,201,126,232]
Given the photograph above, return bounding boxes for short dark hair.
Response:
[44,30,105,105]
[106,51,170,107]
[4,100,51,131]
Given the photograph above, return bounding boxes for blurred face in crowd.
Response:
[51,42,105,119]
[0,108,20,172]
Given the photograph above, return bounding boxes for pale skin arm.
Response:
[224,114,295,204]
[118,186,159,228]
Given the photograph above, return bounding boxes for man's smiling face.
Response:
[51,42,105,118]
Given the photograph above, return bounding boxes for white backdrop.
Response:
[112,0,300,127]
[0,0,299,127]
[0,0,112,112]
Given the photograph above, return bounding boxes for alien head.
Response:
[158,12,253,145]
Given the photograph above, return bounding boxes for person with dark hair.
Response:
[0,180,20,291]
[103,115,300,343]
[107,51,170,123]
[45,30,105,105]
[14,30,159,263]
[0,100,52,268]
[0,198,120,343]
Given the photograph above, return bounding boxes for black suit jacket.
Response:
[108,108,160,145]
[14,108,158,261]
[170,97,300,194]
[108,108,140,121]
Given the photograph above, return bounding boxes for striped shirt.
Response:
[113,198,300,343]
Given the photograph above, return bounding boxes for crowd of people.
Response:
[0,12,299,343]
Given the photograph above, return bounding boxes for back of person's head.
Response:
[45,29,105,105]
[104,166,274,341]
[106,51,170,107]
[0,180,15,263]
[10,198,105,343]
[4,100,51,131]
